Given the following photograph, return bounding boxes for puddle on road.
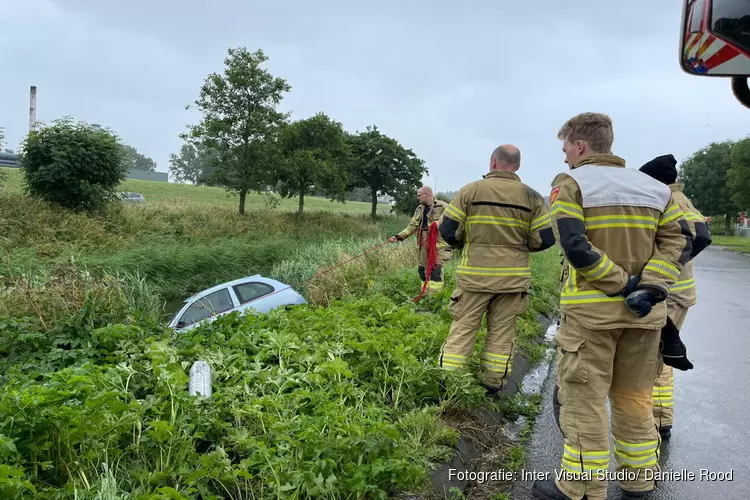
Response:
[520,320,559,396]
[501,320,560,441]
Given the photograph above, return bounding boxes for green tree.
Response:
[679,139,739,235]
[435,191,453,204]
[277,112,350,219]
[728,137,750,211]
[390,185,420,216]
[20,118,126,211]
[120,144,156,171]
[347,125,427,218]
[168,142,219,185]
[184,47,291,215]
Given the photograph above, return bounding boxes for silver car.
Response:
[118,192,145,204]
[168,275,308,333]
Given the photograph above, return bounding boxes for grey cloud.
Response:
[1,0,747,198]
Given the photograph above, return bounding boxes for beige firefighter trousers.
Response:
[438,289,529,389]
[652,301,689,429]
[553,315,662,500]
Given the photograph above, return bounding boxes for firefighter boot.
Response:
[531,480,586,500]
[659,425,672,440]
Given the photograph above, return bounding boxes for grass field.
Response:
[0,167,393,214]
[711,235,750,253]
[0,167,562,499]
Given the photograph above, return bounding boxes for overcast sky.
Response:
[1,0,748,196]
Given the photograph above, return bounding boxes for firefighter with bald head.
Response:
[389,185,452,294]
[639,154,712,441]
[437,144,556,394]
[531,113,694,500]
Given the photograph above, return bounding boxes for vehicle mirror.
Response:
[680,0,750,76]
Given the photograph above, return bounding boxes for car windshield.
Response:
[711,0,750,54]
[176,288,234,327]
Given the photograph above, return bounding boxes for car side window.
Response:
[233,282,274,304]
[177,288,234,327]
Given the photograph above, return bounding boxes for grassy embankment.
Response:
[0,167,393,214]
[710,235,750,253]
[0,169,561,499]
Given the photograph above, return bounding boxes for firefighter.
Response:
[639,154,712,440]
[437,145,555,394]
[389,186,452,294]
[531,113,694,500]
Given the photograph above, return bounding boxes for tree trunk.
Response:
[726,210,733,235]
[239,189,247,216]
[371,187,378,219]
[298,188,305,221]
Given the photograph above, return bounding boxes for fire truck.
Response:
[680,0,750,107]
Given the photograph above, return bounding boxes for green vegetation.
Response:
[711,235,750,253]
[0,42,562,500]
[680,136,750,233]
[19,118,127,211]
[0,167,392,214]
[176,46,427,217]
[0,183,560,498]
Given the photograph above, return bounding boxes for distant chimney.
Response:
[29,86,37,131]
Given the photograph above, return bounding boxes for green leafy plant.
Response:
[20,117,127,212]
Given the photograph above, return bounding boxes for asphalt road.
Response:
[511,247,750,500]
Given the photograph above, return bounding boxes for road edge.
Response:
[427,312,556,496]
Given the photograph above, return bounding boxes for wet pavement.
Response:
[511,247,750,499]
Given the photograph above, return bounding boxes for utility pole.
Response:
[29,86,37,131]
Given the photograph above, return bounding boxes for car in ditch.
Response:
[168,275,308,333]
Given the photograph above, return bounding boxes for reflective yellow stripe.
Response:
[585,214,659,230]
[531,214,551,230]
[580,256,614,281]
[652,384,674,406]
[456,266,531,277]
[570,266,578,292]
[560,290,625,304]
[552,201,584,220]
[444,203,466,220]
[645,259,680,280]
[481,352,511,373]
[440,352,469,370]
[670,278,695,292]
[562,444,610,473]
[614,439,658,468]
[684,212,704,222]
[466,215,529,228]
[659,204,684,226]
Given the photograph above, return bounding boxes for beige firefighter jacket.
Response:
[550,154,694,331]
[396,199,452,266]
[439,170,556,294]
[667,183,712,308]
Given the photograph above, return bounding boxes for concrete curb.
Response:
[716,245,750,257]
[427,312,555,497]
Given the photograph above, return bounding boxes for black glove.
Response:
[661,317,694,371]
[609,275,641,297]
[624,289,657,318]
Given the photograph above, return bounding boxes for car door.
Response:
[231,281,276,313]
[174,287,236,331]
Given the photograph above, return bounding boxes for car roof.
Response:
[183,275,288,302]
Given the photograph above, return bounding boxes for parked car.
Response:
[118,192,145,204]
[168,275,308,333]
